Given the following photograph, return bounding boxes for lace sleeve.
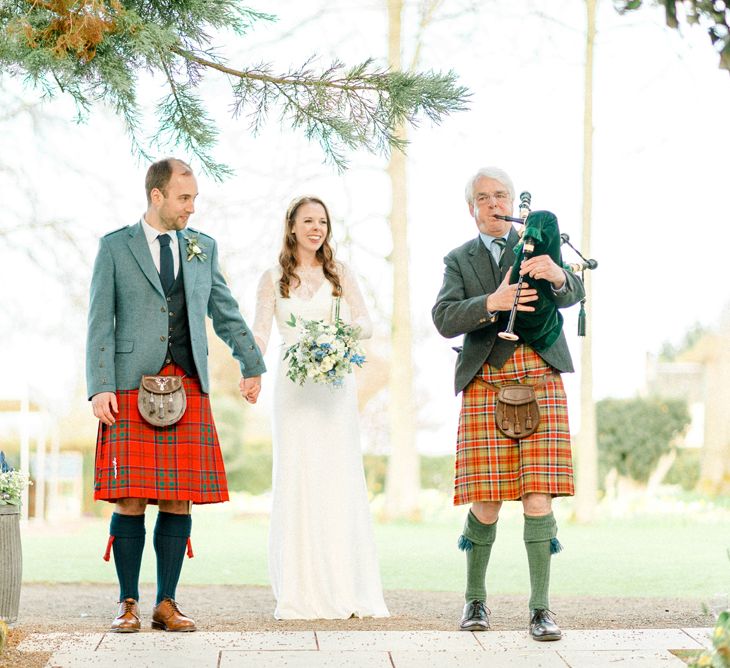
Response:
[340,262,373,340]
[252,270,276,354]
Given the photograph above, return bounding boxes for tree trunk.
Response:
[574,0,598,523]
[646,449,677,497]
[383,0,420,519]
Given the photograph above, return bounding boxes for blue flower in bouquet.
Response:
[284,312,367,387]
[350,353,366,367]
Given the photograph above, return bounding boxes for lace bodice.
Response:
[253,262,373,353]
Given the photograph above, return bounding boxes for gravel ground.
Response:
[1,583,713,667]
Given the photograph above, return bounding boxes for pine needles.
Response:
[0,1,470,178]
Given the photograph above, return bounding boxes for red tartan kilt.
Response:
[454,345,574,505]
[94,363,229,504]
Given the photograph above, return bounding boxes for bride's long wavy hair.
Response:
[278,196,343,298]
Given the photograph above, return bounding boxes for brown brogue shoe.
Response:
[151,598,196,632]
[110,598,140,633]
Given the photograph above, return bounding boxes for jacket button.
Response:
[161,307,166,313]
[160,335,166,342]
[100,347,105,351]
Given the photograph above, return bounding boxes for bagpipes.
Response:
[495,192,597,350]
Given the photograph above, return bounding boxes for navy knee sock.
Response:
[153,511,192,605]
[109,513,146,602]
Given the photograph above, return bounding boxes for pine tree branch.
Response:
[0,1,471,177]
[171,45,386,92]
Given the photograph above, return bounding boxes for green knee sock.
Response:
[153,512,192,605]
[523,512,561,610]
[458,511,497,603]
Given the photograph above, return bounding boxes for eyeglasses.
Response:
[475,191,511,204]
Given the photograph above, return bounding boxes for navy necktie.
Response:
[158,234,174,294]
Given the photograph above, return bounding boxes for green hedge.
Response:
[225,451,455,496]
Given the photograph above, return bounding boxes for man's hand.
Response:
[92,392,118,426]
[486,271,539,312]
[520,254,566,290]
[239,376,262,404]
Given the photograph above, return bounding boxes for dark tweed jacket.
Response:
[432,228,585,395]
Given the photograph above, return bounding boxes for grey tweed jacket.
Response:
[86,222,265,399]
[432,230,585,395]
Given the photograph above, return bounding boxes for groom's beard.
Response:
[159,212,190,231]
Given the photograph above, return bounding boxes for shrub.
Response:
[596,397,691,485]
[665,448,701,491]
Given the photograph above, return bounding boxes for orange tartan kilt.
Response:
[454,345,574,505]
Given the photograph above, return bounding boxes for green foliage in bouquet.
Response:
[688,609,730,667]
[284,314,365,388]
[0,451,31,506]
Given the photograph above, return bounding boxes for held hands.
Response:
[92,392,118,426]
[519,254,566,289]
[486,271,538,313]
[239,376,262,404]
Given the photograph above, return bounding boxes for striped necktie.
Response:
[491,237,506,265]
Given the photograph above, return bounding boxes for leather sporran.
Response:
[494,384,540,439]
[137,375,187,427]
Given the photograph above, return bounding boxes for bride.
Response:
[251,195,389,620]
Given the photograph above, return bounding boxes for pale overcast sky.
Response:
[1,0,728,454]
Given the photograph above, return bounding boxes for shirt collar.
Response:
[140,216,177,246]
[479,231,509,251]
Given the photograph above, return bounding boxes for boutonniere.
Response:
[183,233,208,262]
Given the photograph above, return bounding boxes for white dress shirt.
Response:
[140,216,180,279]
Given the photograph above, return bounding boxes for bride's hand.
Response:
[240,376,262,404]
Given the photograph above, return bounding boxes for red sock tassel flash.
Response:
[103,536,115,562]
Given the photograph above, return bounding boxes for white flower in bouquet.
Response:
[316,332,335,347]
[284,304,367,388]
[0,451,32,506]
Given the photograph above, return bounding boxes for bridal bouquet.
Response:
[284,310,366,388]
[0,451,31,507]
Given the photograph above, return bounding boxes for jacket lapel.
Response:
[178,231,198,297]
[501,227,521,279]
[128,222,165,298]
[467,237,498,292]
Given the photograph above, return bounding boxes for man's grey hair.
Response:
[464,167,515,204]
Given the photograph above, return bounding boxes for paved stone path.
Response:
[17,628,712,667]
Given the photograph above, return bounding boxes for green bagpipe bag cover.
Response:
[507,210,565,352]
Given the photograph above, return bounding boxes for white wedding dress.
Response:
[253,262,389,620]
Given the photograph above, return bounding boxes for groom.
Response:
[86,158,265,632]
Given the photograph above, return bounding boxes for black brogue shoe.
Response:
[529,609,562,641]
[459,600,490,631]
